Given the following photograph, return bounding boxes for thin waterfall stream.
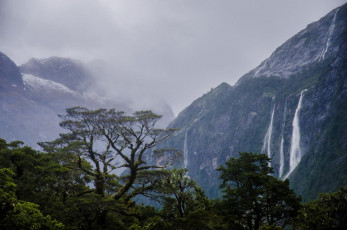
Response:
[285,89,307,179]
[317,8,339,61]
[183,131,188,168]
[262,104,275,167]
[279,101,287,178]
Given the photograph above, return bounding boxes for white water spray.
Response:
[285,89,307,179]
[279,102,287,178]
[317,8,339,61]
[262,105,275,166]
[183,132,188,168]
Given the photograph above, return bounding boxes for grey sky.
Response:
[1,0,346,115]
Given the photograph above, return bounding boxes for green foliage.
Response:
[217,152,301,230]
[0,138,96,229]
[0,168,64,230]
[132,168,221,230]
[160,168,208,218]
[294,187,347,229]
[3,201,64,230]
[1,130,346,229]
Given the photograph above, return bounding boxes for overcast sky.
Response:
[1,0,346,115]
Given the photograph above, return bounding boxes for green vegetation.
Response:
[217,152,301,230]
[1,108,346,229]
[0,162,63,229]
[294,187,347,229]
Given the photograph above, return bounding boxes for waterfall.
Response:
[279,102,287,178]
[262,105,275,166]
[285,89,307,179]
[183,131,188,168]
[279,137,285,177]
[317,8,339,61]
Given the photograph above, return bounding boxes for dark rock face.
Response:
[0,51,23,88]
[159,4,347,200]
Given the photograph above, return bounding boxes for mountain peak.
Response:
[0,51,24,89]
[240,4,346,81]
[20,56,92,92]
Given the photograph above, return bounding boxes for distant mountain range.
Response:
[156,3,347,201]
[0,53,175,147]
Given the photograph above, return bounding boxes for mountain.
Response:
[0,52,24,88]
[0,53,109,147]
[158,4,347,200]
[0,54,175,148]
[20,56,93,92]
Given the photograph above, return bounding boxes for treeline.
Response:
[0,108,346,229]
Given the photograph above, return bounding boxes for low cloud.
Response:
[1,0,345,114]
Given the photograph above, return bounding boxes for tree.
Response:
[0,138,100,229]
[39,107,179,201]
[157,168,219,230]
[217,152,301,230]
[294,187,347,229]
[0,168,64,230]
[160,168,208,218]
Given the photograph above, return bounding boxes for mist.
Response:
[1,0,346,115]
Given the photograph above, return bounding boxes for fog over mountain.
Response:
[1,0,346,114]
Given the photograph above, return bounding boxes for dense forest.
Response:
[0,108,346,230]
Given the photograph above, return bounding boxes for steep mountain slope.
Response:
[159,4,347,200]
[0,52,23,88]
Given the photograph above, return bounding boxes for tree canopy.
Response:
[39,107,179,201]
[0,108,346,229]
[217,152,301,230]
[294,187,347,229]
[0,168,64,230]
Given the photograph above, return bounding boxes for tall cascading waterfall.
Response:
[317,8,339,61]
[279,101,287,178]
[262,103,275,167]
[183,131,188,168]
[285,89,307,179]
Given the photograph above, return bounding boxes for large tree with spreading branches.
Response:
[40,107,179,202]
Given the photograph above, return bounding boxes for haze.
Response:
[1,0,346,115]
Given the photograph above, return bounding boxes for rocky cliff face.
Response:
[0,51,23,88]
[159,4,347,200]
[243,5,344,79]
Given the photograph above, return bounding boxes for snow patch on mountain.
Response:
[22,73,79,96]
